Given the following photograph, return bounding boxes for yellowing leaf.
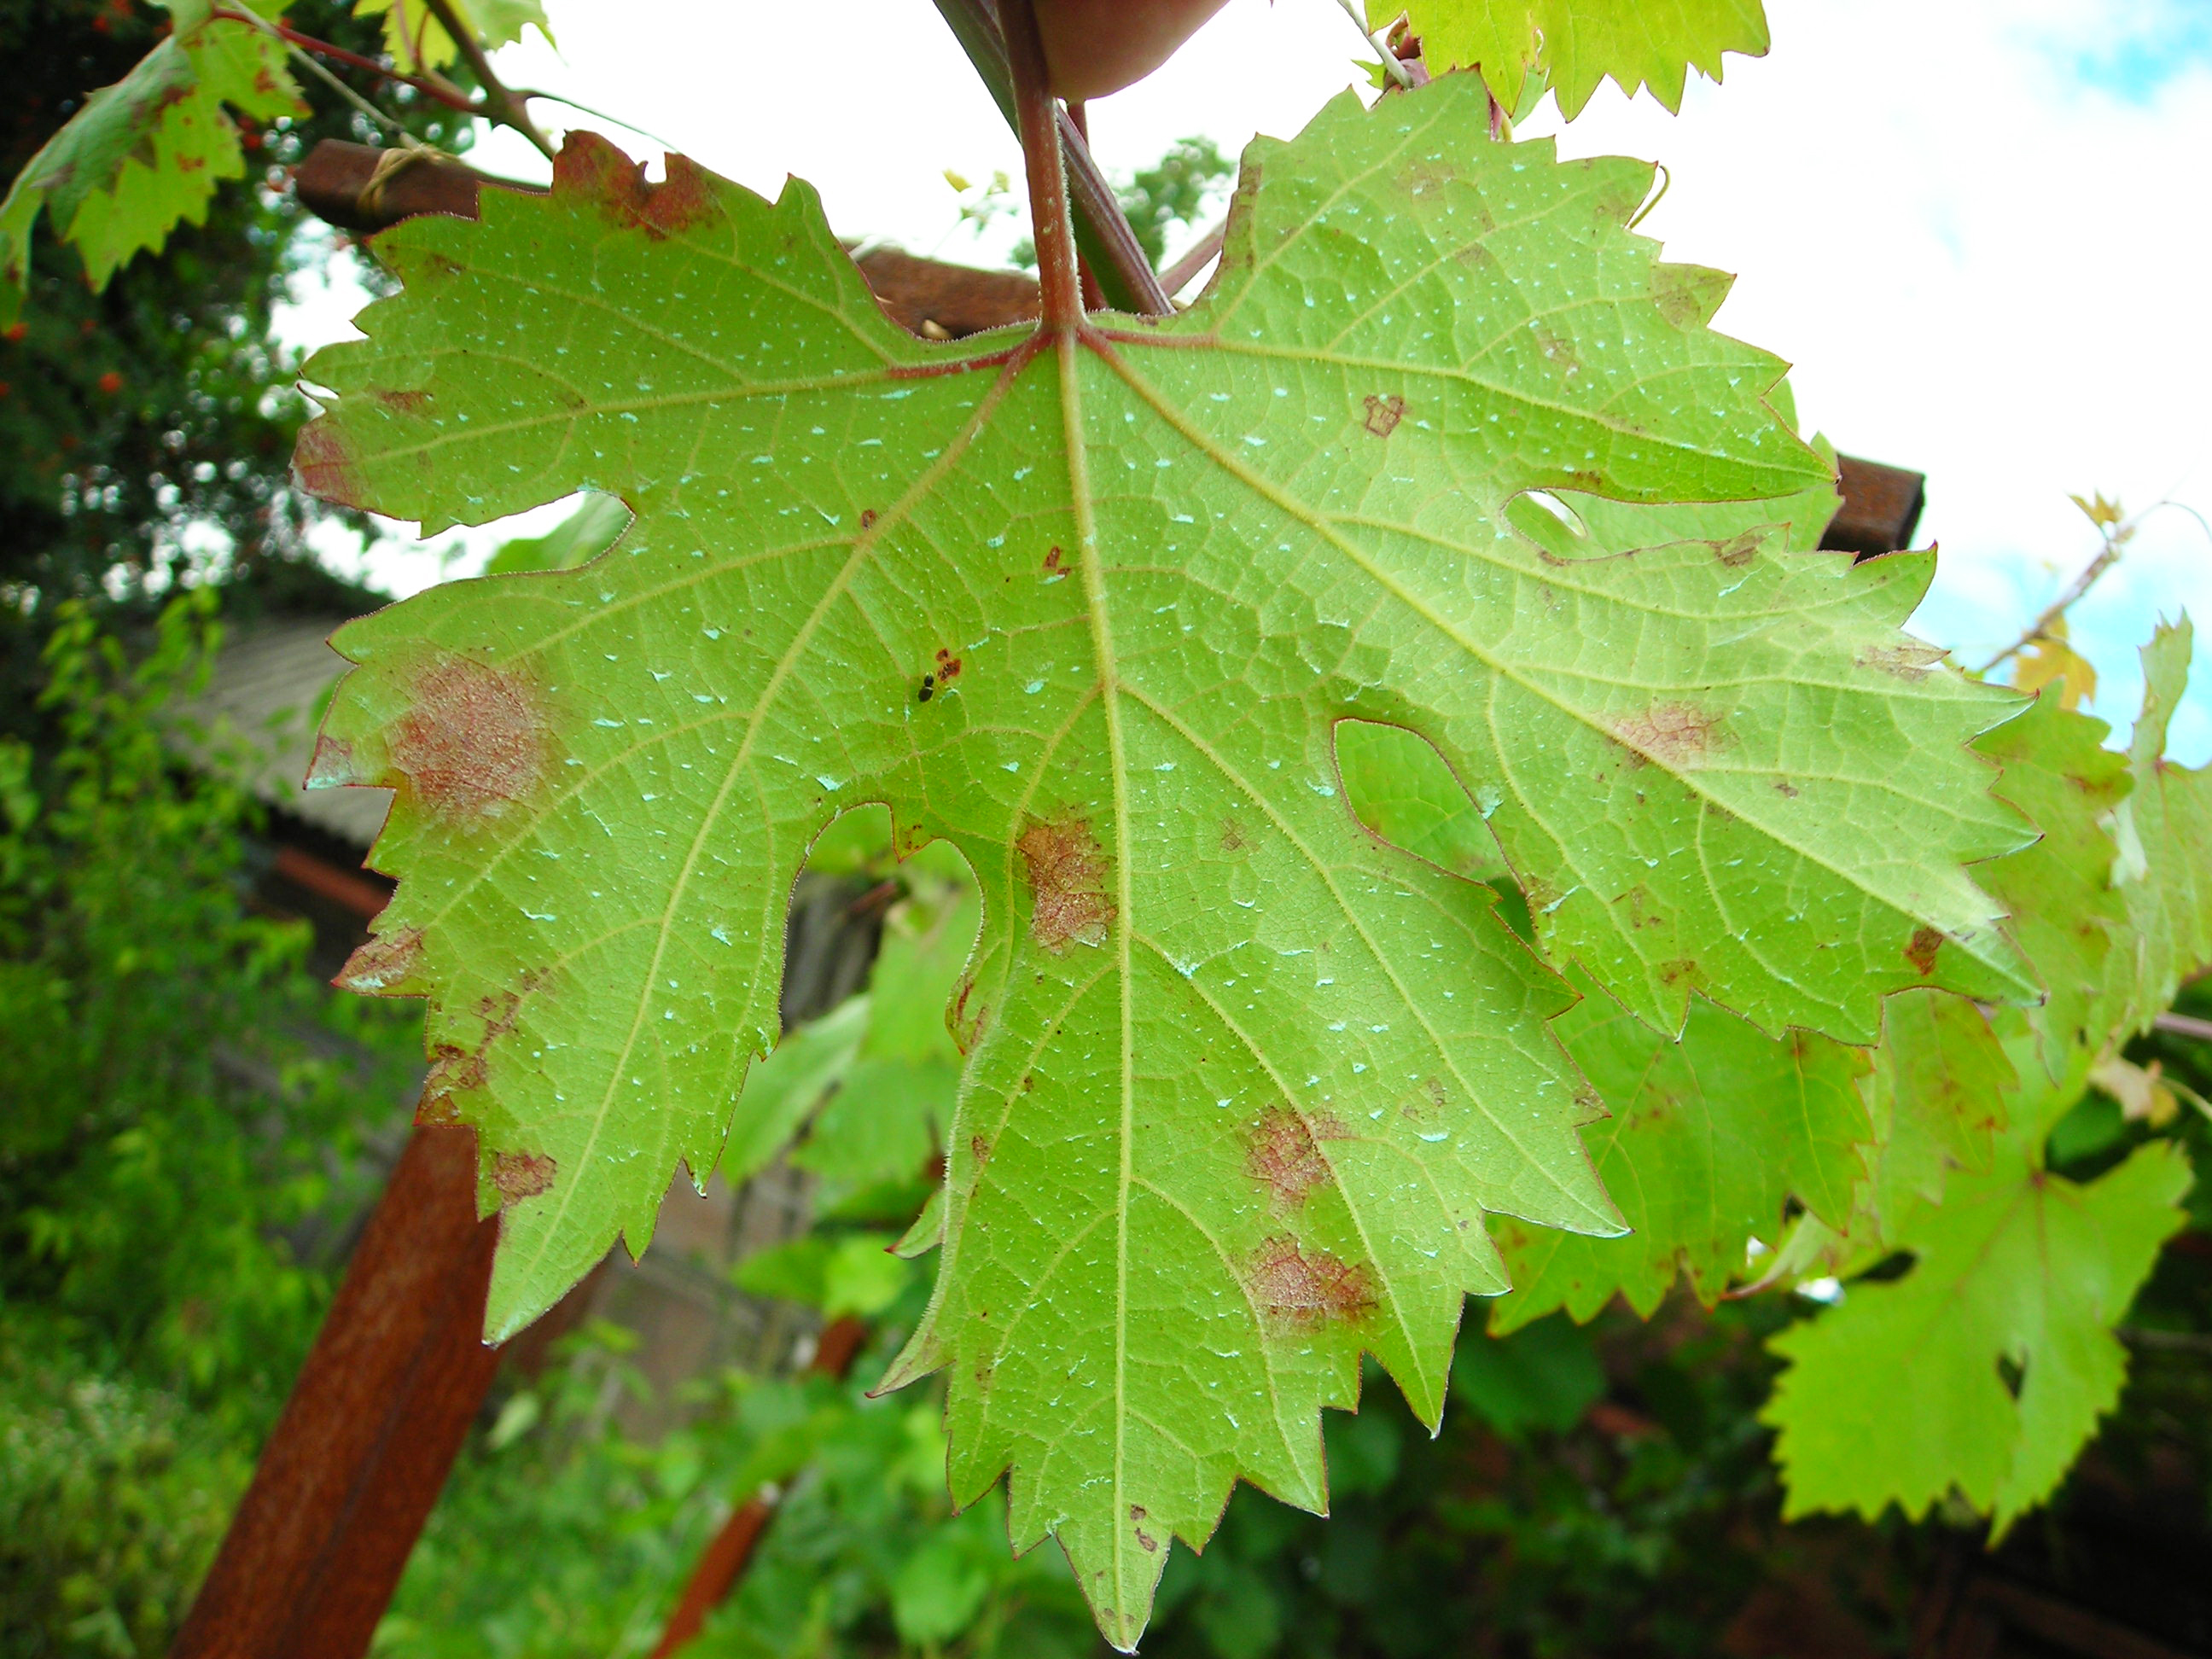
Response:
[2011,625,2097,713]
[354,0,551,73]
[301,81,2034,1644]
[1407,0,1770,118]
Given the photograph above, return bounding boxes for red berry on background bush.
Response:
[97,370,123,393]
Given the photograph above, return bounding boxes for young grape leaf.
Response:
[353,0,550,74]
[1487,970,1871,1331]
[1851,986,2016,1237]
[1406,0,1770,119]
[302,77,2031,1643]
[0,0,303,324]
[1764,1055,2191,1534]
[1970,690,2133,1077]
[2099,620,2212,1040]
[794,847,979,1191]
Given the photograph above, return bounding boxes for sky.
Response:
[283,0,2212,760]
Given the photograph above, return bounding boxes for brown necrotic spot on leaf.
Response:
[374,388,431,416]
[1247,1237,1375,1330]
[1714,530,1762,568]
[492,1150,556,1202]
[1016,816,1114,952]
[1613,701,1726,769]
[552,132,721,239]
[391,656,550,816]
[1906,927,1944,977]
[1650,263,1732,329]
[1858,642,1947,682]
[336,926,422,994]
[293,418,365,509]
[1219,817,1247,853]
[1244,1106,1344,1210]
[1130,1505,1159,1552]
[1363,393,1406,437]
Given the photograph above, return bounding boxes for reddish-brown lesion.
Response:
[1243,1104,1347,1210]
[1612,701,1726,769]
[390,655,550,817]
[337,925,423,995]
[1905,926,1944,977]
[1245,1236,1376,1330]
[1016,814,1115,952]
[293,418,366,509]
[551,132,722,238]
[490,1150,556,1202]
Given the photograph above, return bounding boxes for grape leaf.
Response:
[1487,970,1871,1331]
[1971,690,2133,1077]
[353,0,550,74]
[0,1,302,324]
[1763,1056,2191,1534]
[2099,620,2212,1041]
[1406,0,1770,119]
[302,79,2032,1643]
[793,846,979,1192]
[1850,986,2015,1237]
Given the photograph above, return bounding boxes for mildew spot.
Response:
[336,926,422,994]
[1247,1236,1375,1330]
[1363,393,1406,437]
[1714,531,1762,568]
[492,1150,556,1202]
[1858,643,1947,682]
[553,132,721,237]
[1244,1105,1345,1209]
[392,656,550,816]
[1016,816,1114,952]
[1613,701,1726,769]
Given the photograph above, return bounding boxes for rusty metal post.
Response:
[168,1124,504,1659]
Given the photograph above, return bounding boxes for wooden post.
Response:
[168,1124,504,1659]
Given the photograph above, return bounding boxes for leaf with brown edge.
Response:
[299,78,2034,1647]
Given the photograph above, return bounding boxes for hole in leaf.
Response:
[1996,1353,2025,1400]
[1332,719,1506,885]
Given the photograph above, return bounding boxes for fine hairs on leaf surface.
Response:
[1404,0,1772,119]
[302,73,2035,1644]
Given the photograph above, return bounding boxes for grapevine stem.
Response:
[1336,0,1414,88]
[210,9,480,115]
[927,0,1172,316]
[417,0,557,159]
[1002,0,1082,333]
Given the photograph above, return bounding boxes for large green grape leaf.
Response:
[1763,1049,2191,1534]
[0,0,302,324]
[1406,0,1770,119]
[1487,970,1871,1330]
[303,78,2032,1643]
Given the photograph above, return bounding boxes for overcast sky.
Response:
[288,0,2212,760]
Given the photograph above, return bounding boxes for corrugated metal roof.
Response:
[180,617,393,849]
